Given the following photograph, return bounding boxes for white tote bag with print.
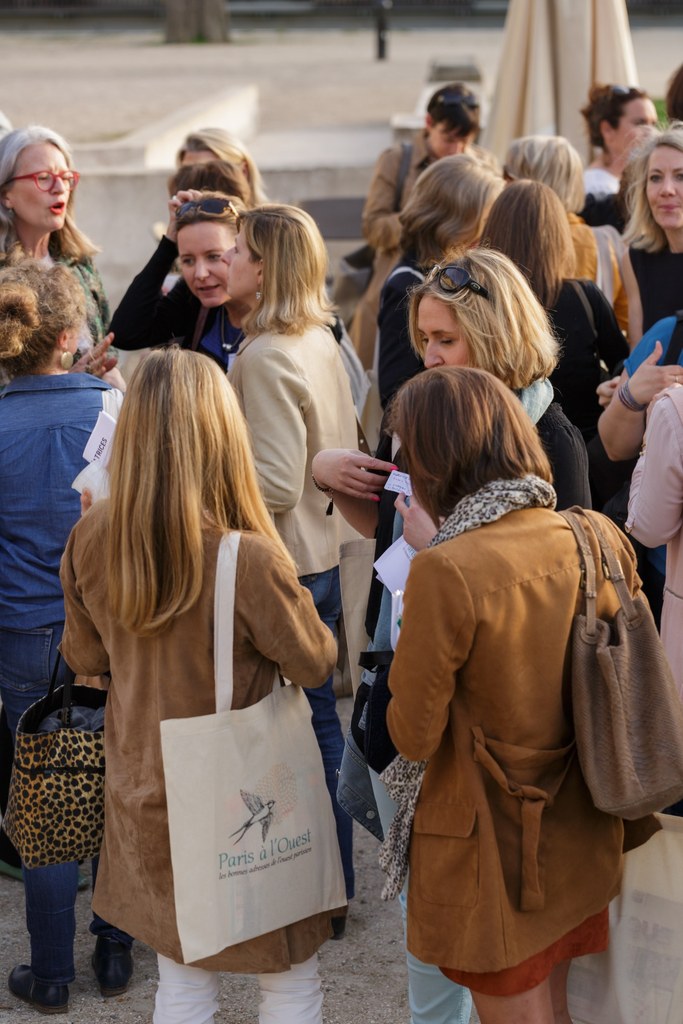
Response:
[160,533,347,964]
[568,814,683,1024]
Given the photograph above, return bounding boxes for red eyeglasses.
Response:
[6,170,80,192]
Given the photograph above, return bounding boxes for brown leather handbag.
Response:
[560,508,683,819]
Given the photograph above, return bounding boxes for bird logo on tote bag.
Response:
[230,790,276,845]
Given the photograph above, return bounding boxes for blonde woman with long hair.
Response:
[60,347,339,1024]
[223,204,359,932]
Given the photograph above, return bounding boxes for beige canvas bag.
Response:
[568,814,683,1024]
[160,532,346,963]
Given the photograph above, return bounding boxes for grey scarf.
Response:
[378,475,557,900]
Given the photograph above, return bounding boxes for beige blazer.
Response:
[229,325,359,576]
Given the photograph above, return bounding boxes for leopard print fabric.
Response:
[3,717,105,869]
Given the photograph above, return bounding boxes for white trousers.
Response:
[153,952,323,1024]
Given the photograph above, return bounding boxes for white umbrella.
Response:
[482,0,638,163]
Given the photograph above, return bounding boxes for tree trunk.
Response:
[165,0,230,44]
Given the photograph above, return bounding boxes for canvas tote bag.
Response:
[160,533,346,964]
[568,814,683,1024]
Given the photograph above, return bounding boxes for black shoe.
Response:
[8,964,68,1015]
[91,936,133,997]
[330,915,347,940]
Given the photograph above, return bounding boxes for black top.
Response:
[377,251,425,408]
[629,247,683,335]
[548,279,628,441]
[109,236,241,371]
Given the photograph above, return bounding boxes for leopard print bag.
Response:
[3,656,106,868]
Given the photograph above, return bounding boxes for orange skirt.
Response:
[440,907,609,996]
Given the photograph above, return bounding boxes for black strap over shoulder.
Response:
[393,142,413,212]
[662,310,683,367]
[358,649,394,669]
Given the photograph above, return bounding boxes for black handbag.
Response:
[3,655,107,868]
[354,650,398,774]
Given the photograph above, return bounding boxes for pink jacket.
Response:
[627,387,683,694]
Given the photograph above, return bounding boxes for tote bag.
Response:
[568,814,683,1024]
[160,533,346,964]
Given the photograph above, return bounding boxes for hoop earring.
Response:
[60,350,74,371]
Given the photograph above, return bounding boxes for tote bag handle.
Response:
[213,532,241,713]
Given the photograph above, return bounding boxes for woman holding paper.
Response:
[0,258,129,1015]
[60,347,340,1024]
[384,366,648,1024]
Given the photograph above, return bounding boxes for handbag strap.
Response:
[559,508,639,633]
[213,532,241,713]
[46,652,77,725]
[559,509,598,636]
[393,142,413,212]
[580,510,640,626]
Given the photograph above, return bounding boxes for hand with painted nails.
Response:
[311,448,396,501]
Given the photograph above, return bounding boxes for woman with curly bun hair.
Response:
[581,83,657,199]
[0,259,130,1015]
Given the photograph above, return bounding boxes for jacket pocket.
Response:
[411,801,478,907]
[472,726,576,911]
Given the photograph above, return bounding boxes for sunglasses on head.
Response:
[429,263,490,300]
[436,88,480,111]
[175,197,240,221]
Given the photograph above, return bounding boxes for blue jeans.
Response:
[299,567,354,901]
[0,625,132,985]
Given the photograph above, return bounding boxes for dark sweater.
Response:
[549,279,628,441]
[109,236,241,371]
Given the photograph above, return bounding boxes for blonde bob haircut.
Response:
[623,122,683,253]
[0,125,98,261]
[107,347,292,637]
[408,246,559,390]
[399,153,503,265]
[504,135,585,214]
[237,203,333,337]
[388,366,552,524]
[176,128,268,204]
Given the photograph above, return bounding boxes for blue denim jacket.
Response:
[0,373,112,628]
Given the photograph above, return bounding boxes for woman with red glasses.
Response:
[0,126,111,356]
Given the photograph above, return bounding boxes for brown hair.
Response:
[399,154,502,265]
[666,64,683,121]
[0,256,85,377]
[581,83,650,149]
[483,180,575,307]
[388,366,552,523]
[426,82,480,139]
[168,160,253,207]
